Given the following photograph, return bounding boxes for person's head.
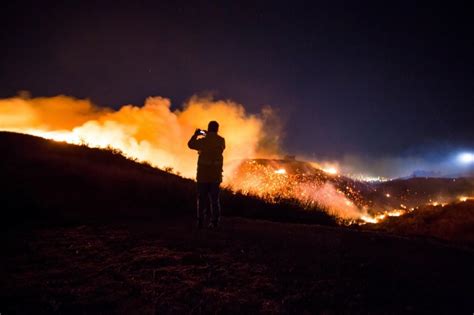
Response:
[208,121,219,133]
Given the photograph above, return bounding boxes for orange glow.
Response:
[359,208,407,224]
[229,160,366,220]
[274,168,287,175]
[309,161,339,175]
[322,166,338,175]
[458,196,474,202]
[0,95,267,180]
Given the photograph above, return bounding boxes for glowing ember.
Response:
[386,209,404,217]
[322,167,338,175]
[428,201,448,207]
[274,168,287,175]
[359,208,408,224]
[360,214,378,224]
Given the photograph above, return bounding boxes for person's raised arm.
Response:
[188,129,203,150]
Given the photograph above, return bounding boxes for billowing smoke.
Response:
[299,182,362,219]
[0,94,269,180]
[0,95,109,129]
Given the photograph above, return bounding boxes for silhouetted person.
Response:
[188,121,225,228]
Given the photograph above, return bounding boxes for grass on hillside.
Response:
[0,132,336,229]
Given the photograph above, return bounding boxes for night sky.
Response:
[1,1,473,161]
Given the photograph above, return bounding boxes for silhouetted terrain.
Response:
[0,132,334,228]
[368,200,474,244]
[1,132,473,313]
[371,177,474,210]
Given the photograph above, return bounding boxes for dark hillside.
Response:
[370,177,474,208]
[367,200,474,244]
[0,132,334,228]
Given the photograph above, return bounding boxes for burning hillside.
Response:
[229,158,474,223]
[228,158,370,220]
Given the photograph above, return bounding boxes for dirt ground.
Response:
[2,217,473,314]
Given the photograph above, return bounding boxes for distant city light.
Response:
[458,152,474,164]
[348,174,389,182]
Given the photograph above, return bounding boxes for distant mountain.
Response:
[408,170,443,178]
[443,170,474,179]
[397,169,474,180]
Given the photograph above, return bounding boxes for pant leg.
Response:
[209,183,221,224]
[197,183,210,223]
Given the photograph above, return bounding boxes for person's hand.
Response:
[194,129,201,136]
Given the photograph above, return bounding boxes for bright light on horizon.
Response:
[458,152,474,164]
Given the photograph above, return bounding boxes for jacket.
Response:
[188,132,226,183]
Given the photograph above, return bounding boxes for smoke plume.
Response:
[0,94,270,180]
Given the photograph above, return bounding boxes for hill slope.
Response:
[368,200,474,244]
[1,132,473,313]
[0,132,334,227]
[232,158,474,214]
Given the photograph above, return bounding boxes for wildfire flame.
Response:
[459,196,474,202]
[322,166,338,175]
[229,159,367,220]
[274,168,287,175]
